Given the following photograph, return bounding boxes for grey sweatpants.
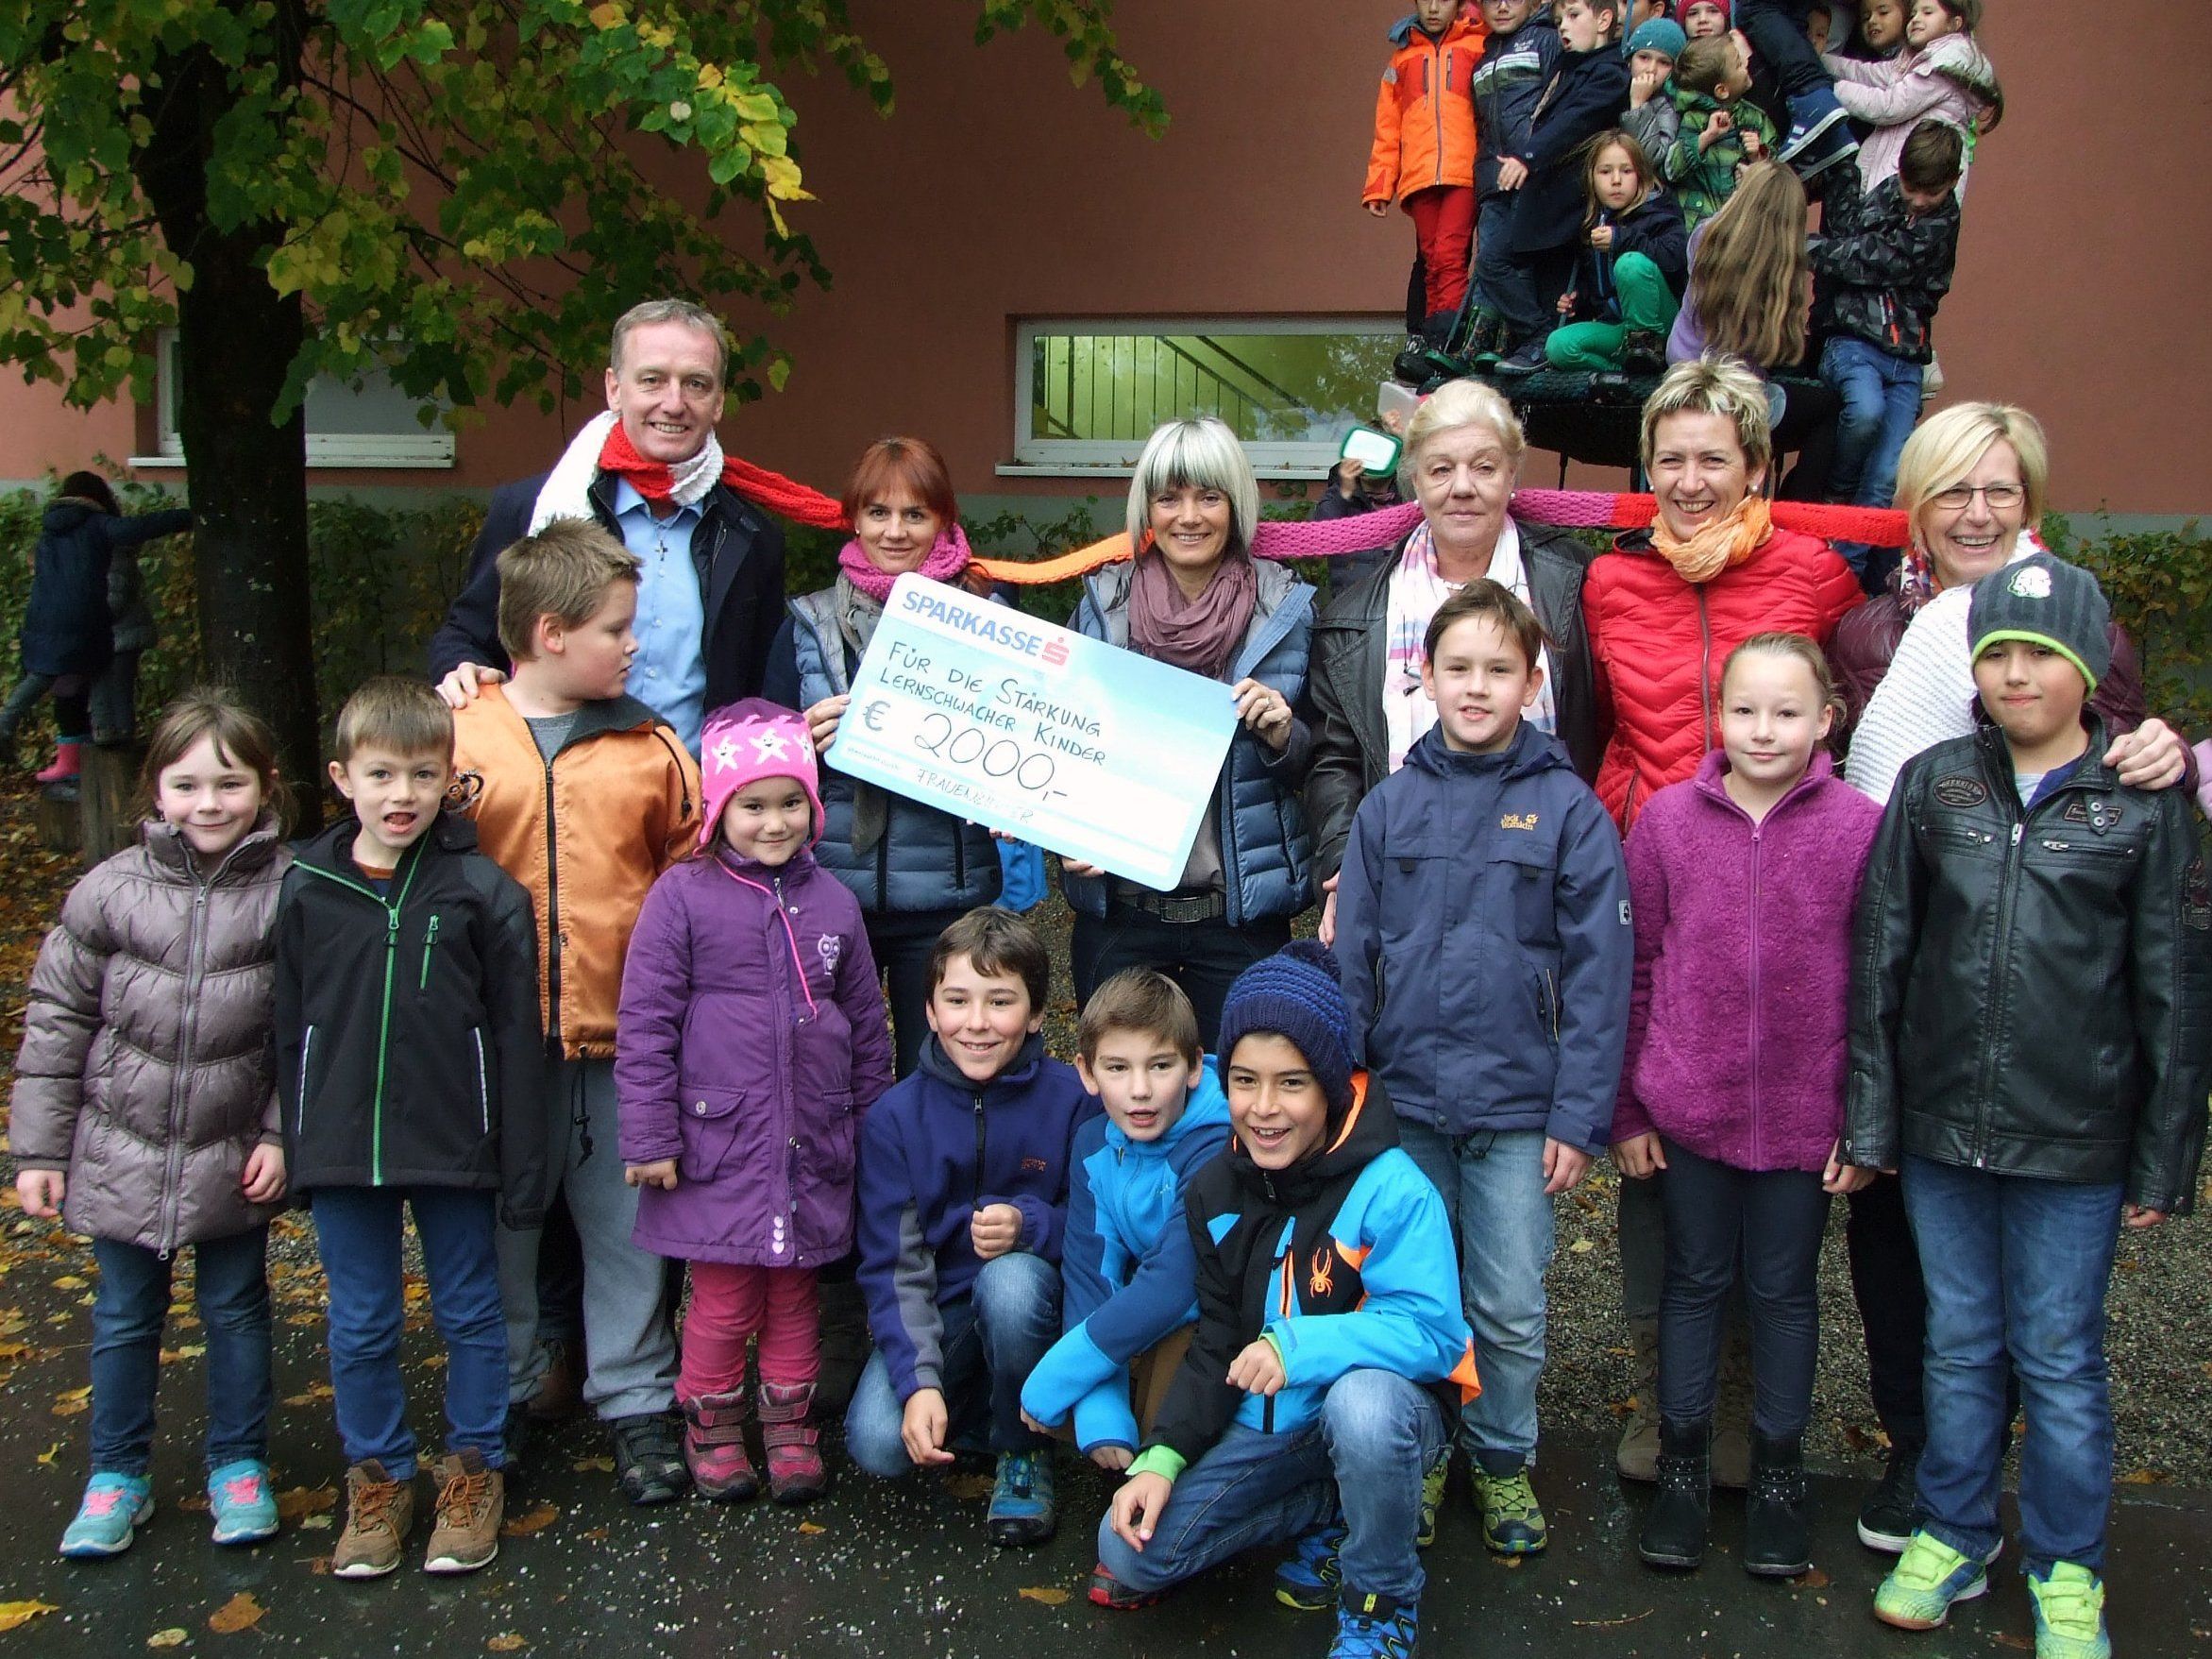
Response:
[496,1057,677,1420]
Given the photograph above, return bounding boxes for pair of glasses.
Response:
[1932,482,2025,512]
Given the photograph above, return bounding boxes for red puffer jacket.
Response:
[1584,526,1863,830]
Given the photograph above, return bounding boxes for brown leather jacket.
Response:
[450,685,700,1059]
[10,819,289,1253]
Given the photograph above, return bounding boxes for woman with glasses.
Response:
[1823,399,2191,1565]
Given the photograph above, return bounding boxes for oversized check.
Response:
[828,574,1240,891]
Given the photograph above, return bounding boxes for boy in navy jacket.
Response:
[1091,943,1477,1658]
[1020,970,1231,1466]
[1335,580,1631,1559]
[847,906,1092,1547]
[1466,0,1562,360]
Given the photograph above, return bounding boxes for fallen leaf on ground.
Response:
[148,1631,190,1649]
[569,1456,614,1473]
[0,1601,59,1633]
[208,1592,264,1633]
[796,1520,825,1535]
[500,1501,559,1537]
[1568,1237,1596,1254]
[487,1636,527,1652]
[1992,1634,2035,1651]
[2118,1467,2166,1485]
[1793,1566,1832,1589]
[279,1382,335,1407]
[36,1441,61,1465]
[51,1384,92,1416]
[158,1346,206,1364]
[51,1275,86,1290]
[943,1473,992,1500]
[276,1485,337,1521]
[1017,1586,1069,1605]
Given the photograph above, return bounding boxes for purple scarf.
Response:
[836,523,974,602]
[1126,543,1258,681]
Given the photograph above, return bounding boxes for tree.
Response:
[0,0,1161,818]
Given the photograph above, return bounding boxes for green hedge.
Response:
[1,479,2204,746]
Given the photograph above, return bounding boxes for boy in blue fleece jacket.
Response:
[1091,943,1477,1659]
[1335,580,1631,1560]
[1021,970,1232,1466]
[845,907,1093,1548]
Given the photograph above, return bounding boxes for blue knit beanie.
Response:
[1216,940,1356,1119]
[1626,17,1686,59]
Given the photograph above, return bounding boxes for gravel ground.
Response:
[3,787,2207,1488]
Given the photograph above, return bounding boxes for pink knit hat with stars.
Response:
[698,699,823,851]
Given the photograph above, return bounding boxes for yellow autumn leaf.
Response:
[209,1592,264,1634]
[797,1520,826,1535]
[52,1384,93,1416]
[36,1441,62,1465]
[487,1637,527,1653]
[499,1501,559,1536]
[1017,1586,1070,1605]
[148,1632,190,1649]
[0,1601,59,1633]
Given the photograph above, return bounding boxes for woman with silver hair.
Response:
[1060,417,1315,1046]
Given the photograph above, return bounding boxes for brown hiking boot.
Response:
[331,1461,414,1579]
[423,1450,502,1574]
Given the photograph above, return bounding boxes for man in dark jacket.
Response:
[428,298,785,753]
[1844,555,2212,1651]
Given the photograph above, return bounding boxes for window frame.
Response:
[135,329,456,470]
[1004,315,1404,481]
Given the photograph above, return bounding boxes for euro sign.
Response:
[861,698,888,734]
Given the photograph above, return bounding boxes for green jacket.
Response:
[1663,86,1779,230]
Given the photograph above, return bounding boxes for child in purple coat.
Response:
[1610,634,1882,1579]
[616,700,893,1505]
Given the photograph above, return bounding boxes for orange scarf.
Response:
[1650,495,1772,584]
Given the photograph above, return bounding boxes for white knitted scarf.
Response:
[528,410,726,533]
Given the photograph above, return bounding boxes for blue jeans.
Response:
[311,1186,508,1479]
[89,1228,271,1477]
[1823,334,1923,572]
[1397,1123,1551,1471]
[1901,1156,2124,1574]
[1093,1369,1446,1604]
[1469,194,1517,321]
[844,1251,1060,1474]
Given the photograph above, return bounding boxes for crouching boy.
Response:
[1020,970,1232,1467]
[847,906,1093,1546]
[1092,942,1478,1657]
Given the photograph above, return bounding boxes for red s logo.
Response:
[1040,638,1069,668]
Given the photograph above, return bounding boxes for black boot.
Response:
[1743,1430,1812,1578]
[1618,329,1666,375]
[1639,1417,1711,1569]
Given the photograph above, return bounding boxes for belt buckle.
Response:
[1157,891,1216,925]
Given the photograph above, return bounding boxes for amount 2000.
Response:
[913,714,1063,797]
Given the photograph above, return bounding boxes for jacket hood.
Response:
[918,1029,1050,1098]
[42,499,102,532]
[1403,716,1570,784]
[1099,1055,1231,1159]
[1226,1071,1399,1207]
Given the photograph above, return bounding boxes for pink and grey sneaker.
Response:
[208,1459,280,1546]
[681,1389,759,1501]
[758,1381,828,1505]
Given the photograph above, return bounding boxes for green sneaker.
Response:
[2027,1563,2110,1659]
[1474,1466,1548,1555]
[1415,1447,1449,1548]
[1874,1532,1990,1630]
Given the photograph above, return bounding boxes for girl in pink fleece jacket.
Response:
[1611,633,1883,1579]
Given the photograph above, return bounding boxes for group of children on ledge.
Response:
[1364,0,2001,578]
[15,497,2203,1659]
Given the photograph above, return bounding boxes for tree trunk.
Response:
[130,4,322,829]
[78,740,145,864]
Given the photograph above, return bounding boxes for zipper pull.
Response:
[2011,823,2023,846]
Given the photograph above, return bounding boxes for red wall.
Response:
[3,0,2205,516]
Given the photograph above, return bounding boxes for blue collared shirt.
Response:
[610,479,707,752]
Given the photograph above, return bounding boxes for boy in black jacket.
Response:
[1845,555,2212,1659]
[1814,121,1962,583]
[1090,943,1477,1659]
[1488,0,1632,370]
[1465,0,1562,361]
[276,678,546,1581]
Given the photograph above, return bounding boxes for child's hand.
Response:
[15,1170,64,1218]
[803,695,850,753]
[970,1202,1022,1260]
[1318,872,1339,948]
[625,1160,679,1191]
[1613,1133,1665,1180]
[1740,127,1765,161]
[1226,1338,1287,1397]
[1110,1470,1174,1550]
[1542,1138,1592,1195]
[1364,198,1391,218]
[1495,157,1528,190]
[241,1143,287,1204]
[1232,678,1295,753]
[1557,291,1577,315]
[1090,1444,1135,1472]
[2123,1205,2169,1230]
[1061,858,1107,879]
[1701,108,1733,148]
[1336,458,1366,498]
[901,1387,955,1465]
[1019,1407,1052,1437]
[1821,1141,1877,1195]
[1630,63,1664,106]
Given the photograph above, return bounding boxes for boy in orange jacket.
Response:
[1364,0,1487,347]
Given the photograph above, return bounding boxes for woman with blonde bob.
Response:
[1060,417,1314,1046]
[1307,380,1603,926]
[1822,400,2190,1559]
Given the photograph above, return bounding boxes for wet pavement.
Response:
[1,1262,2207,1656]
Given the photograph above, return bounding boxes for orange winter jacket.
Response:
[450,684,701,1059]
[1364,11,1486,205]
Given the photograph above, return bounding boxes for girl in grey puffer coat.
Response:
[10,693,292,1554]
